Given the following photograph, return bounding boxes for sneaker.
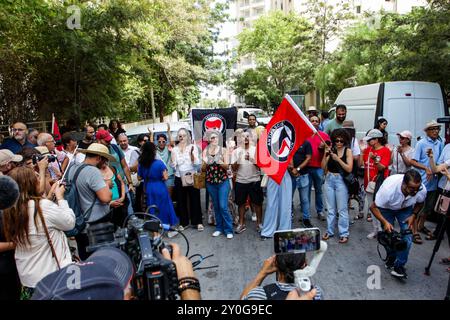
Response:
[212,231,222,237]
[260,236,271,241]
[385,256,396,270]
[167,231,179,238]
[391,266,408,279]
[176,225,184,232]
[226,233,234,239]
[367,232,377,239]
[197,224,204,231]
[251,213,257,222]
[235,224,247,234]
[317,212,326,221]
[303,219,313,228]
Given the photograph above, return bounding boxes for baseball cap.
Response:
[32,247,134,300]
[0,149,23,166]
[95,129,113,143]
[396,130,413,140]
[363,129,384,141]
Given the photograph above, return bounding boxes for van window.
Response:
[384,98,414,145]
[346,106,376,140]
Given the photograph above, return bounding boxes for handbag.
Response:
[193,172,206,189]
[261,174,268,188]
[365,157,376,193]
[435,181,450,215]
[181,172,194,187]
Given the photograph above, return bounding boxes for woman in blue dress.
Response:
[138,141,179,228]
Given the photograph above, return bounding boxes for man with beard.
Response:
[0,122,35,154]
[78,125,96,150]
[325,105,347,136]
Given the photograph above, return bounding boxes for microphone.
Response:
[0,175,20,210]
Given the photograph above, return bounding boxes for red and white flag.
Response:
[52,113,63,151]
[256,95,316,184]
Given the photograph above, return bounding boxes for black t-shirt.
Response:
[78,140,93,150]
[293,141,312,175]
[0,211,16,275]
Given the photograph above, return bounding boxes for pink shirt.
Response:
[307,131,330,168]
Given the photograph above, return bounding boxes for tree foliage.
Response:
[233,11,319,109]
[0,0,226,125]
[316,3,450,104]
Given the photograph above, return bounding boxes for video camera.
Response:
[86,212,179,300]
[377,229,412,252]
[32,153,57,165]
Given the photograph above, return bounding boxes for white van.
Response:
[236,108,271,128]
[331,81,448,146]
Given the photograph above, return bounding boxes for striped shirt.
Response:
[243,282,323,300]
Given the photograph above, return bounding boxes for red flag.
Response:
[52,114,63,151]
[256,95,316,184]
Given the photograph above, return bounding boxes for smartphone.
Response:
[274,228,321,254]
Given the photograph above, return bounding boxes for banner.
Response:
[191,107,238,148]
[256,95,316,185]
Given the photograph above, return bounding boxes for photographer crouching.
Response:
[370,169,426,279]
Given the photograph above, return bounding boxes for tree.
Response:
[234,11,319,108]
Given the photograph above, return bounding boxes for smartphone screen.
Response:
[274,228,321,254]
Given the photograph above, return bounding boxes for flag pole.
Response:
[51,113,55,135]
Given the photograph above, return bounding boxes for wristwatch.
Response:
[296,167,301,172]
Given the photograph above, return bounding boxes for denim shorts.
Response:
[165,175,175,188]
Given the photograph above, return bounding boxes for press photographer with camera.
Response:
[370,169,426,279]
[31,243,201,300]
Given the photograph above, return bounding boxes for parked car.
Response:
[236,107,271,128]
[329,81,449,146]
[125,121,191,147]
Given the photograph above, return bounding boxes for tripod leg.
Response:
[446,274,450,300]
[425,216,447,276]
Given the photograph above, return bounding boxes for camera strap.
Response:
[189,254,219,271]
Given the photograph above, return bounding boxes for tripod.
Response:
[425,213,448,276]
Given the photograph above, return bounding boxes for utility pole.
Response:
[150,86,156,123]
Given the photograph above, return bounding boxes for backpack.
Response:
[64,164,96,237]
[262,283,289,300]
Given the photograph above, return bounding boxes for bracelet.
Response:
[179,276,198,282]
[178,282,201,293]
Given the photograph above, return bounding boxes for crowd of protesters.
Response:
[1,109,450,300]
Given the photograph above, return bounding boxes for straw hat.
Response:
[78,143,116,162]
[423,120,441,131]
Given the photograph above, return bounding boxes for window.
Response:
[356,5,361,13]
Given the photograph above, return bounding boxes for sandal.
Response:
[322,233,333,240]
[425,233,436,240]
[339,237,349,244]
[412,233,423,244]
[366,213,373,222]
[419,227,432,236]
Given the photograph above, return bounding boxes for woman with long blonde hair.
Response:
[2,167,75,298]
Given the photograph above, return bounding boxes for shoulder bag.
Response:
[435,181,450,216]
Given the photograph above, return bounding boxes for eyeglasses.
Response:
[405,184,423,195]
[12,128,25,132]
[210,136,217,140]
[427,127,441,131]
[334,139,344,143]
[158,140,166,144]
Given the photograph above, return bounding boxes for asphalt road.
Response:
[166,189,450,300]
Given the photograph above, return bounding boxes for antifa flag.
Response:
[257,95,316,185]
[191,107,237,148]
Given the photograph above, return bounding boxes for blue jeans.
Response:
[207,181,233,235]
[379,206,413,268]
[308,167,324,214]
[293,174,311,220]
[325,173,349,237]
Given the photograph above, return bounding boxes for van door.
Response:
[414,98,445,143]
[383,98,414,146]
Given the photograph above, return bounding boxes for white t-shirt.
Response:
[390,146,414,175]
[15,199,75,288]
[121,145,140,168]
[171,144,201,177]
[351,138,361,156]
[375,174,426,210]
[231,146,260,183]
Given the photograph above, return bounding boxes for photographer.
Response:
[370,170,426,279]
[241,254,321,300]
[32,243,201,300]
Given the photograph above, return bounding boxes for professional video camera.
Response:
[32,153,57,165]
[377,230,411,253]
[86,212,179,300]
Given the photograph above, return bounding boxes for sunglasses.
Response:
[334,139,344,143]
[158,140,166,143]
[427,127,440,131]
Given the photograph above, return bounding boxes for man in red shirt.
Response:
[361,129,391,239]
[307,115,331,221]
